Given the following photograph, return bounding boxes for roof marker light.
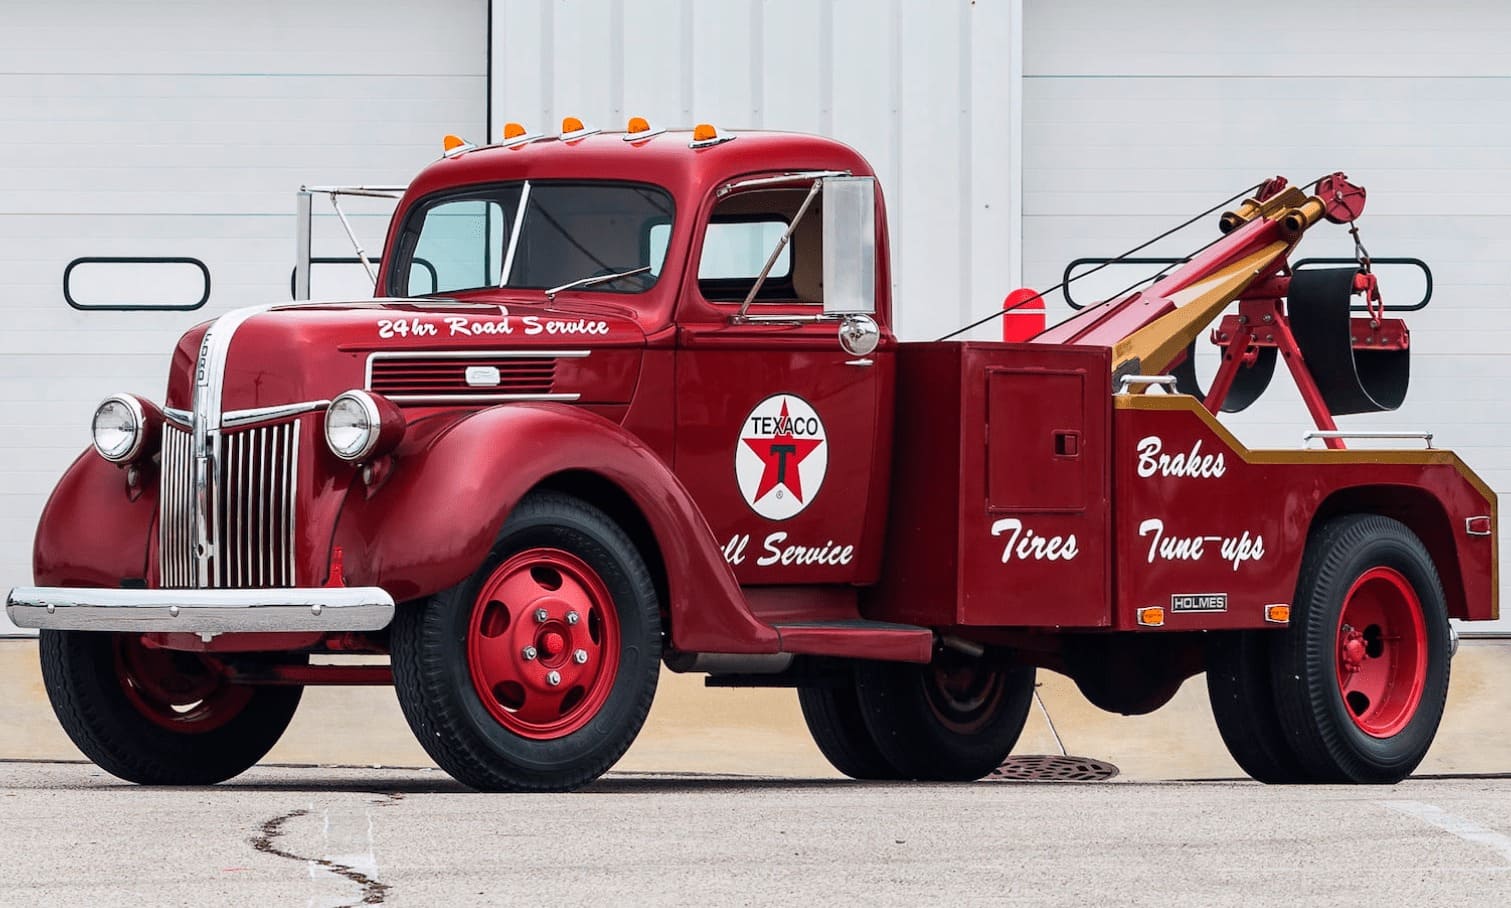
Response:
[622,116,666,142]
[441,134,474,157]
[560,116,600,142]
[690,122,736,149]
[500,122,543,148]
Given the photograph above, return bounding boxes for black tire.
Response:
[390,491,661,792]
[1270,514,1451,783]
[1206,631,1312,783]
[853,653,1036,781]
[797,665,904,781]
[39,630,303,785]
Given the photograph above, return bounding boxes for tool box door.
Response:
[960,350,1112,627]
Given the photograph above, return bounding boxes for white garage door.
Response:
[1023,0,1511,631]
[0,0,487,632]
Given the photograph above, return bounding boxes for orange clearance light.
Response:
[559,116,599,141]
[622,116,665,142]
[442,134,466,151]
[1137,606,1165,628]
[1265,604,1292,624]
[502,122,527,140]
[689,122,735,149]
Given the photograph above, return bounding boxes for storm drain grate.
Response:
[985,754,1120,782]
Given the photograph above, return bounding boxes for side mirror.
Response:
[822,177,876,315]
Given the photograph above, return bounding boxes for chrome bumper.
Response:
[5,586,395,633]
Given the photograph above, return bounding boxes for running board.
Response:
[772,619,934,663]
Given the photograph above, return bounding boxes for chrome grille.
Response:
[159,424,196,588]
[159,420,300,589]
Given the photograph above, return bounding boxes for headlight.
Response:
[92,395,148,463]
[324,390,402,463]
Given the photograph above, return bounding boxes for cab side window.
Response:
[695,188,823,305]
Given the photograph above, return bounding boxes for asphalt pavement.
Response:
[3,761,1510,907]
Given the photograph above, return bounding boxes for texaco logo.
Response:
[736,394,828,520]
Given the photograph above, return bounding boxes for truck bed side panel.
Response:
[1113,395,1498,627]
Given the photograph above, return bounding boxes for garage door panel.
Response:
[1025,0,1511,631]
[0,1,484,632]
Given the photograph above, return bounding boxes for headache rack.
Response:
[294,184,408,301]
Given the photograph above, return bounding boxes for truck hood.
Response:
[166,299,647,413]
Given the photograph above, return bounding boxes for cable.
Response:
[935,180,1266,342]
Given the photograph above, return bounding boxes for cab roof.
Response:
[400,128,877,205]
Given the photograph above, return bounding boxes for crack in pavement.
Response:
[251,794,402,906]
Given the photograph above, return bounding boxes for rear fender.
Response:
[332,403,778,653]
[34,450,156,587]
[1313,481,1498,621]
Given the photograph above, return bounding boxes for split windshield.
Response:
[391,181,675,297]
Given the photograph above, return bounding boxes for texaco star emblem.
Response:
[735,394,828,520]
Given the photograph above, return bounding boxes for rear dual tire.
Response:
[800,654,1036,781]
[1208,515,1451,784]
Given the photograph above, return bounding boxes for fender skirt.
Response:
[331,403,779,654]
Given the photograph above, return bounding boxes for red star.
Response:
[743,400,823,503]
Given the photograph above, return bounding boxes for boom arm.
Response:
[1034,175,1367,382]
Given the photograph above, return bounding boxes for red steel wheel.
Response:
[391,491,662,792]
[1334,566,1428,738]
[853,654,1036,781]
[115,635,253,733]
[922,659,1009,736]
[466,548,621,739]
[1270,514,1451,784]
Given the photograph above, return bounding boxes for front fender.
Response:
[332,403,778,653]
[34,450,156,587]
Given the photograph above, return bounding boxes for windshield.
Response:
[390,181,675,297]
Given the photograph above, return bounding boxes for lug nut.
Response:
[573,649,589,664]
[522,646,538,661]
[546,670,561,686]
[535,608,549,623]
[566,611,580,625]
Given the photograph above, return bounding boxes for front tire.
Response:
[1270,514,1451,783]
[853,652,1036,781]
[391,491,661,792]
[40,630,303,785]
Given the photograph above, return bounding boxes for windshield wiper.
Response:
[545,266,653,301]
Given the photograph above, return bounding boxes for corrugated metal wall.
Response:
[488,0,1024,342]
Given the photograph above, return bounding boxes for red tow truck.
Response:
[8,121,1497,790]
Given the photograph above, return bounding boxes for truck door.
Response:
[673,177,890,586]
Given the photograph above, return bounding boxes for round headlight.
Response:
[325,391,383,462]
[92,395,145,463]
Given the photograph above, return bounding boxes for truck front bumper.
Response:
[5,586,395,633]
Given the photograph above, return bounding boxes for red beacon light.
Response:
[622,116,665,142]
